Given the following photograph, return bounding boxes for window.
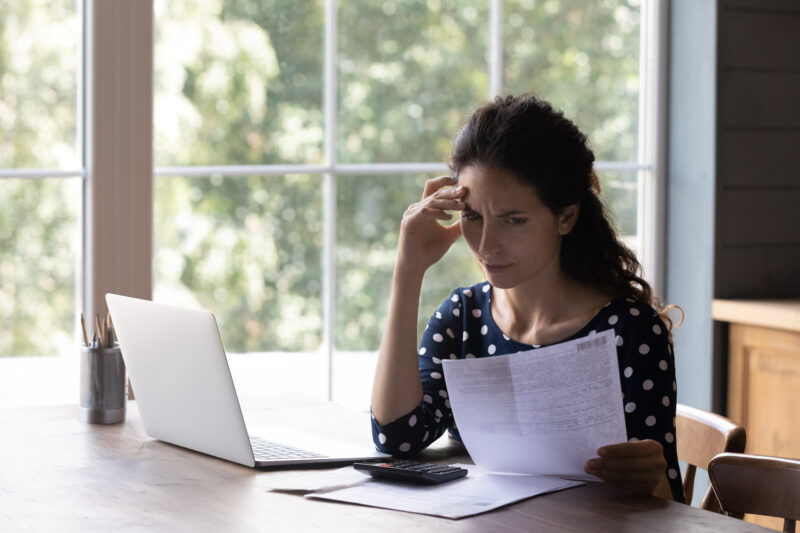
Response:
[0,0,83,404]
[1,0,664,409]
[153,0,662,407]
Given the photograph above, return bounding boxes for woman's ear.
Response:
[558,203,579,235]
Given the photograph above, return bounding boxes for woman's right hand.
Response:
[397,175,466,277]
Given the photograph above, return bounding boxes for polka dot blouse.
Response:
[371,281,685,503]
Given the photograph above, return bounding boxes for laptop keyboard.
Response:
[249,435,326,461]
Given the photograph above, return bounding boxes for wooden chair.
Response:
[709,452,800,533]
[676,403,746,510]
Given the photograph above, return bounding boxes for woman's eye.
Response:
[506,217,527,225]
[462,210,481,221]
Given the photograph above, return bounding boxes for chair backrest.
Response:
[709,452,800,533]
[676,403,746,510]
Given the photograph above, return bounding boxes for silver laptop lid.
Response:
[106,293,256,467]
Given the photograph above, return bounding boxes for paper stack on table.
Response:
[268,330,626,519]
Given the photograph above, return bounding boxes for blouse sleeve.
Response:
[614,301,684,503]
[370,289,463,456]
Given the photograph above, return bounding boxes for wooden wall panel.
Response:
[719,130,800,188]
[717,190,800,246]
[719,71,800,129]
[720,11,800,70]
[716,246,800,298]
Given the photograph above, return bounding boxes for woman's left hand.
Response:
[584,439,672,499]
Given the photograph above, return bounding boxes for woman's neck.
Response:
[491,272,609,346]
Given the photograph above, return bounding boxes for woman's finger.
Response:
[422,175,456,198]
[597,439,662,458]
[422,198,465,212]
[586,455,665,473]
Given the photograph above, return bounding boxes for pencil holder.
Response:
[78,345,126,424]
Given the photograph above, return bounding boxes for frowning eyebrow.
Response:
[462,205,528,217]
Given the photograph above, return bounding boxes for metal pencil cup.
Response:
[79,345,126,424]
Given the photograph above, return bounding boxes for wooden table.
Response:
[0,399,773,532]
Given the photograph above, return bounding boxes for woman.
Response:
[370,94,683,502]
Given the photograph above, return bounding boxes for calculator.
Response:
[353,460,468,485]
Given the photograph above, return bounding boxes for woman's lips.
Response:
[484,263,512,274]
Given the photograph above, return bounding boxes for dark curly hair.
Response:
[450,94,677,328]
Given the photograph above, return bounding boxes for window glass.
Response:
[154,174,324,352]
[504,0,641,163]
[153,0,325,166]
[337,0,489,163]
[0,0,80,169]
[0,179,82,356]
[336,174,482,351]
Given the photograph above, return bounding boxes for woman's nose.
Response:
[478,222,502,256]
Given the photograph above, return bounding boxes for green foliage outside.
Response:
[1,0,641,356]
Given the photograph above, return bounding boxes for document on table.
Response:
[442,329,627,480]
[304,465,583,519]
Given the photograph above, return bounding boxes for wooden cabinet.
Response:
[713,299,800,530]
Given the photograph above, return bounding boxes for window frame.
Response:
[0,0,667,408]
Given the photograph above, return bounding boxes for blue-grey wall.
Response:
[666,0,717,412]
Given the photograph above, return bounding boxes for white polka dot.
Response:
[482,284,490,292]
[419,347,426,355]
[430,372,442,379]
[432,333,443,343]
[665,432,674,443]
[488,344,496,355]
[423,394,433,403]
[399,442,411,452]
[628,437,639,442]
[481,325,488,335]
[643,379,654,391]
[453,308,460,317]
[446,328,455,338]
[502,334,510,341]
[434,418,441,423]
[645,415,657,427]
[589,330,596,336]
[639,344,650,355]
[668,468,678,480]
[439,389,448,398]
[445,400,451,408]
[629,307,640,316]
[465,353,475,359]
[434,409,443,418]
[422,430,429,442]
[623,366,633,378]
[673,380,677,392]
[472,309,482,318]
[608,315,619,325]
[435,312,442,319]
[432,357,442,364]
[449,353,457,359]
[625,402,636,413]
[616,335,624,347]
[462,331,469,341]
[463,289,472,297]
[659,360,668,371]
[378,433,387,444]
[652,324,662,335]
[451,294,459,302]
[408,414,417,427]
[532,344,541,349]
[662,396,670,407]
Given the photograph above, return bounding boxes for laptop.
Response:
[105,293,388,468]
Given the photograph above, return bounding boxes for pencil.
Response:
[80,313,89,346]
[95,314,104,349]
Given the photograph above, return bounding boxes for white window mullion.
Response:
[322,0,338,402]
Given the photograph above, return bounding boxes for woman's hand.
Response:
[584,439,673,499]
[397,175,466,277]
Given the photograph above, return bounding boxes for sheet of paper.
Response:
[306,465,583,519]
[264,466,369,493]
[442,329,627,479]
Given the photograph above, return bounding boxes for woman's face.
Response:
[458,165,576,290]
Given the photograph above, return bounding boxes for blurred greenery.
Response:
[0,0,80,357]
[2,0,643,356]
